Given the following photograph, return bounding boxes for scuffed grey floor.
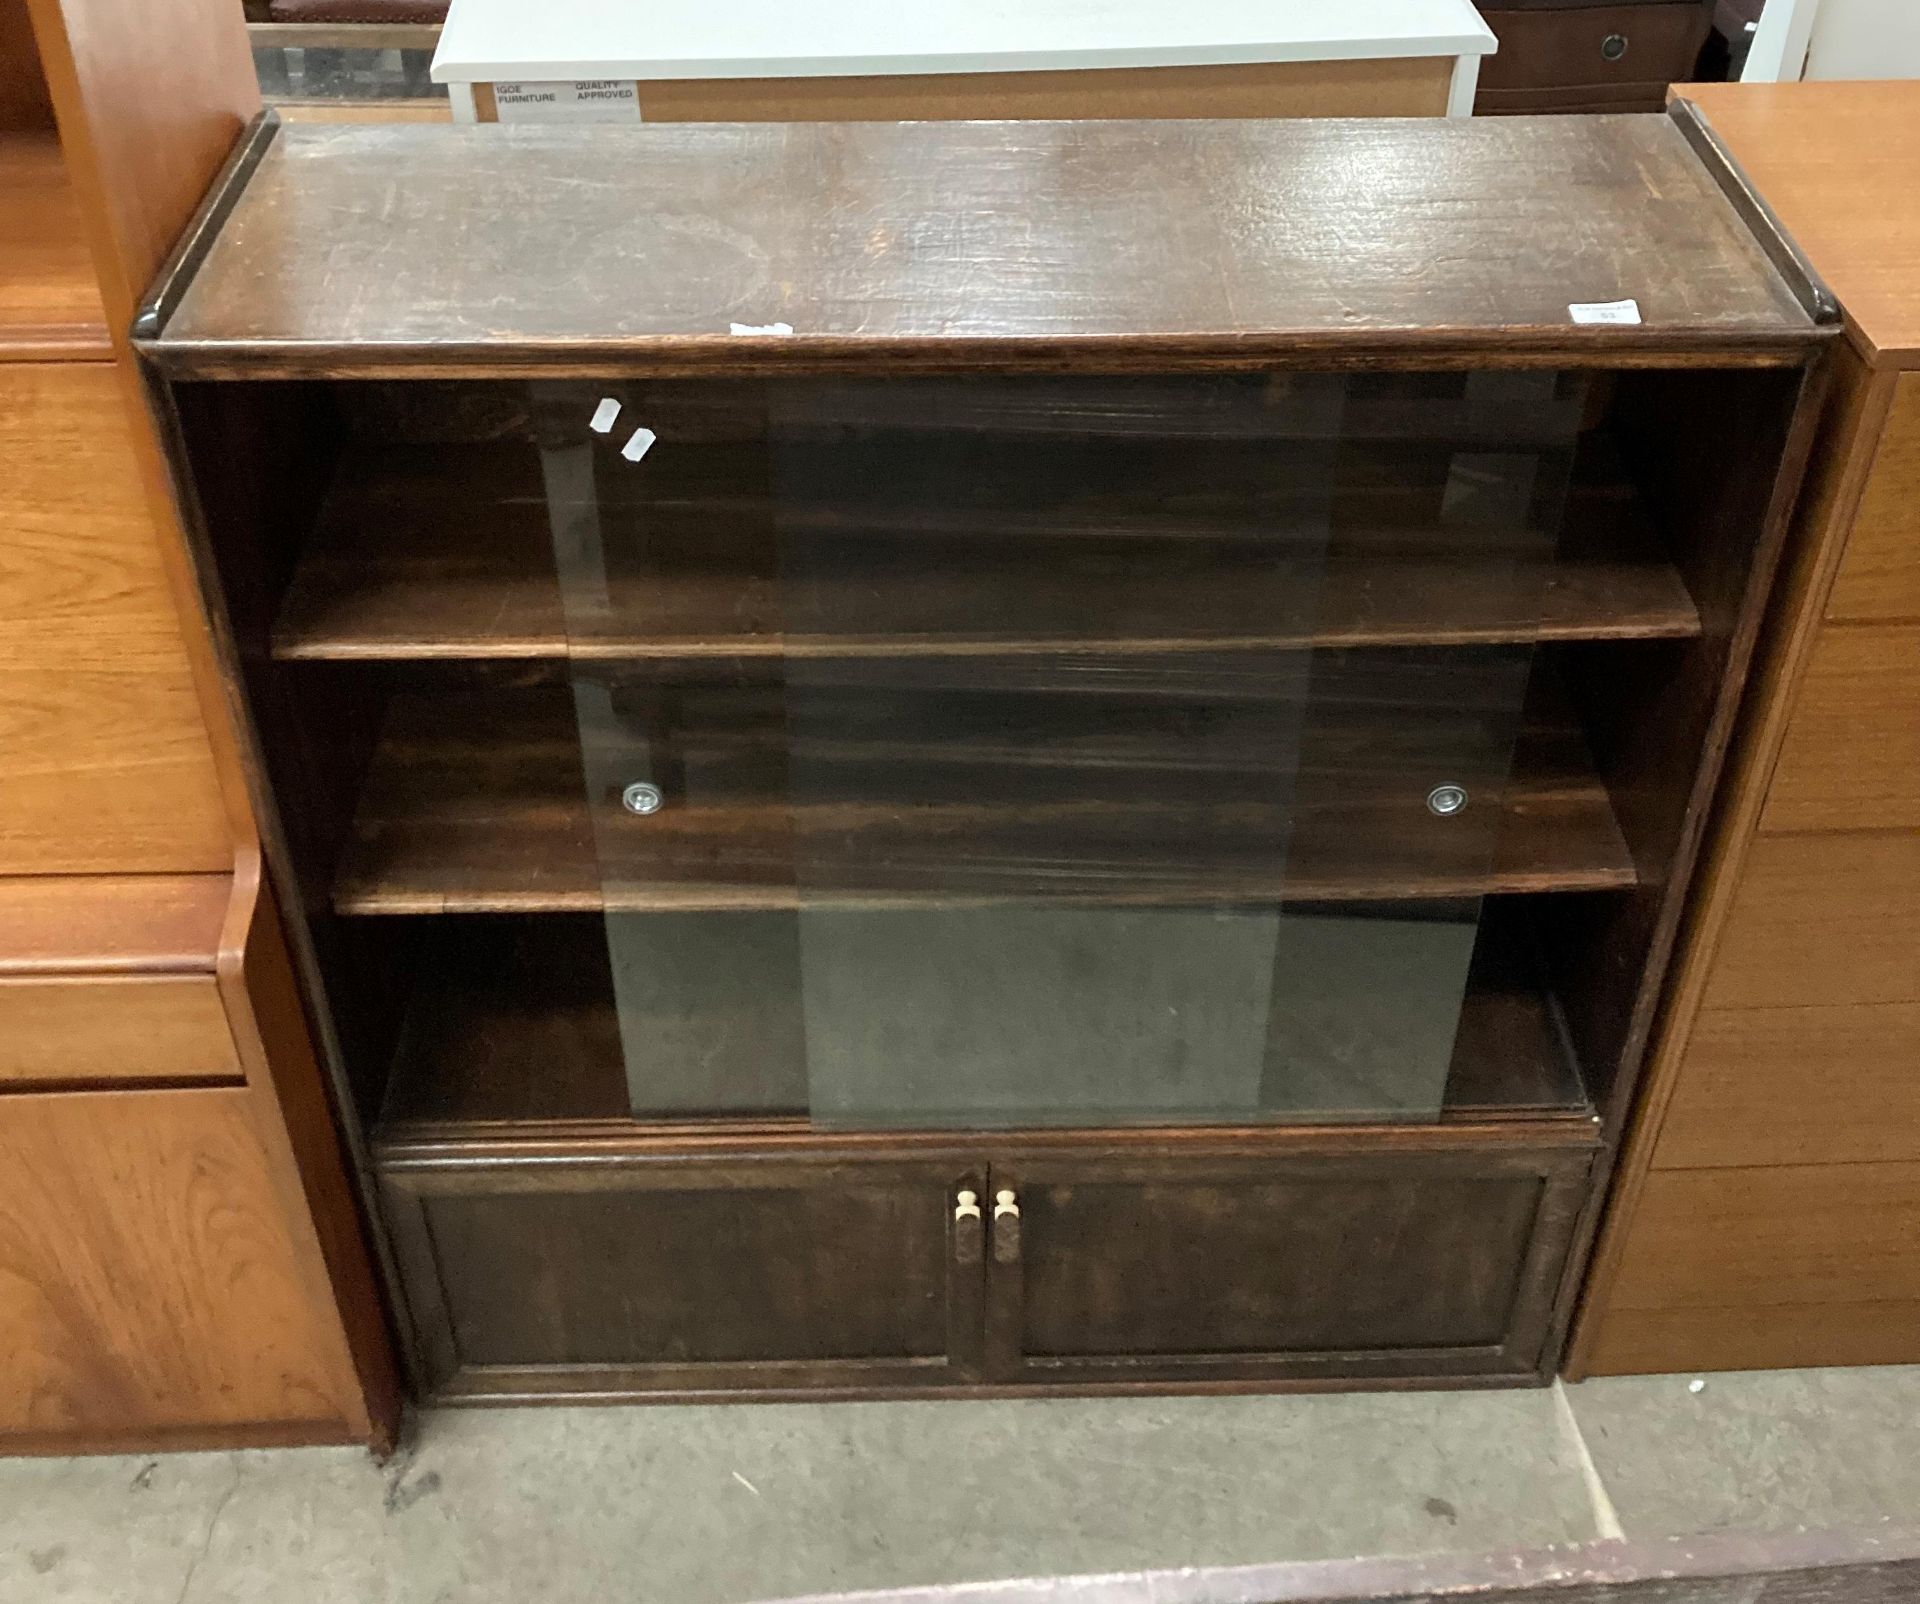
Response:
[1,1370,1915,1604]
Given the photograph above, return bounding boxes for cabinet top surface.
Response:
[146,115,1821,377]
[429,0,1493,84]
[1683,82,1920,364]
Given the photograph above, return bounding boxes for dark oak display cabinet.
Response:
[138,112,1832,1402]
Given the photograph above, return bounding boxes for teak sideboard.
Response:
[0,0,396,1450]
[1572,81,1920,1376]
[138,110,1831,1402]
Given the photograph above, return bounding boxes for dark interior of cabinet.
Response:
[166,364,1804,1146]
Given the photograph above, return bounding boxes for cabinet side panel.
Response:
[0,1086,361,1445]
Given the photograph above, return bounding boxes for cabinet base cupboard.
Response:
[137,109,1832,1401]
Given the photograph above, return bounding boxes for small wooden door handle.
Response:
[953,1187,984,1264]
[992,1188,1022,1263]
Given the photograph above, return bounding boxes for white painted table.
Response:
[434,0,1497,124]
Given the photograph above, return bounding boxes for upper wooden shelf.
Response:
[0,134,110,360]
[142,113,1827,377]
[273,431,1700,662]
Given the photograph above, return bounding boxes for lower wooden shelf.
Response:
[374,898,1593,1139]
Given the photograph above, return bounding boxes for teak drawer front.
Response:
[0,1087,359,1447]
[1826,376,1920,625]
[1476,5,1709,109]
[0,975,239,1087]
[1764,623,1920,832]
[1579,1299,1920,1376]
[0,362,227,873]
[381,1156,987,1400]
[984,1149,1591,1384]
[1602,1163,1920,1327]
[1653,1003,1920,1170]
[1703,832,1920,1011]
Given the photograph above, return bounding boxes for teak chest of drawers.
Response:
[0,0,395,1452]
[138,109,1829,1401]
[1572,82,1920,1377]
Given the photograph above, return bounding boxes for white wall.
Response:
[1745,0,1920,81]
[1806,0,1920,77]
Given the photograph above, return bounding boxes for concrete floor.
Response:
[4,1368,1918,1604]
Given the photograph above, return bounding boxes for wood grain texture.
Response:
[0,361,229,870]
[0,1086,359,1443]
[334,674,1635,915]
[384,1156,985,1397]
[0,0,54,130]
[213,854,402,1447]
[375,904,1592,1132]
[1703,832,1920,1011]
[1564,348,1894,1378]
[1652,1004,1920,1171]
[380,1142,1586,1399]
[1601,1163,1920,1320]
[986,1150,1585,1382]
[1762,623,1920,833]
[0,362,208,671]
[1581,1299,1920,1377]
[1825,376,1920,622]
[1682,83,1920,365]
[26,0,275,850]
[22,0,259,342]
[0,133,109,357]
[0,974,239,1085]
[589,57,1454,124]
[273,431,1702,663]
[145,116,1819,377]
[0,871,227,973]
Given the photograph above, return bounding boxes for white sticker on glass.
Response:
[589,397,621,434]
[621,426,658,464]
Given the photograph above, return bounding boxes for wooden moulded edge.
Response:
[136,326,1836,383]
[131,107,283,343]
[1667,97,1843,330]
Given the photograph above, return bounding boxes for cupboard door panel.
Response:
[381,1156,986,1398]
[0,974,239,1086]
[985,1150,1588,1383]
[0,1087,356,1445]
[1763,623,1920,833]
[0,362,226,871]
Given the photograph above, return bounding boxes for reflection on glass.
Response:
[533,372,1584,1130]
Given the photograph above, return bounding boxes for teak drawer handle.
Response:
[953,1188,984,1264]
[992,1188,1022,1264]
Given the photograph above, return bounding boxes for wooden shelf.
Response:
[273,432,1700,663]
[0,135,110,360]
[333,667,1636,915]
[375,902,1593,1137]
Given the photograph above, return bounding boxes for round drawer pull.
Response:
[1600,32,1629,62]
